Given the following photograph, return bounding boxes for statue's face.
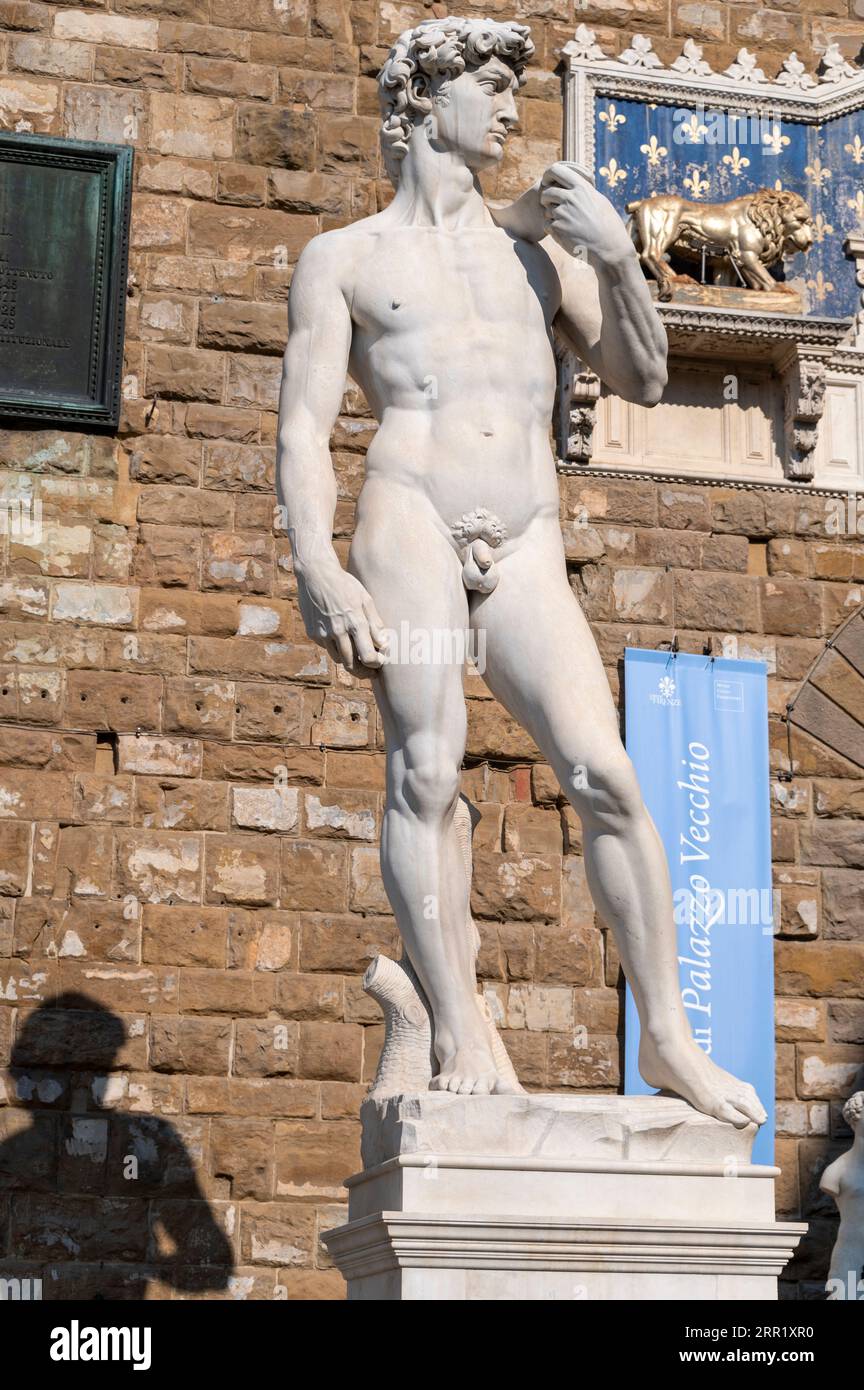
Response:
[429,55,519,171]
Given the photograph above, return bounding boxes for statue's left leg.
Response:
[471,518,766,1129]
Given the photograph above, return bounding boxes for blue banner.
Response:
[624,648,775,1164]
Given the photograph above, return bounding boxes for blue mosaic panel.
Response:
[593,96,864,318]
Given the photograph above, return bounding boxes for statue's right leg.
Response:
[349,491,510,1094]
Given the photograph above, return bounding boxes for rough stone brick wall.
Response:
[0,0,861,1300]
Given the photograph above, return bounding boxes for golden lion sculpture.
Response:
[627,188,814,300]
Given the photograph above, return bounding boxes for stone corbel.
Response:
[844,234,864,349]
[556,347,601,465]
[781,351,827,481]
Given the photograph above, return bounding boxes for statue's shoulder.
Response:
[820,1152,844,1198]
[294,219,379,285]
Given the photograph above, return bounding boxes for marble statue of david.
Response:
[277,16,766,1125]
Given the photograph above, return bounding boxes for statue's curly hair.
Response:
[378,16,534,185]
[842,1090,864,1129]
[747,188,814,264]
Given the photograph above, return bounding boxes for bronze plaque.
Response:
[0,132,133,430]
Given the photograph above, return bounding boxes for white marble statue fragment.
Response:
[276,16,766,1128]
[820,1091,864,1299]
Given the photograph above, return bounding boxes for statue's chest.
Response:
[354,233,553,339]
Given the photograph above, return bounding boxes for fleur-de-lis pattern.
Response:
[804,157,831,188]
[679,113,707,144]
[806,270,834,302]
[811,212,834,243]
[722,147,751,176]
[639,134,668,167]
[683,167,710,199]
[598,158,627,188]
[594,92,864,317]
[598,103,626,133]
[763,124,791,157]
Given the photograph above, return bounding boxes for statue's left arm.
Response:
[498,163,668,407]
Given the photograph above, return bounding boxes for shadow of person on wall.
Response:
[0,993,233,1300]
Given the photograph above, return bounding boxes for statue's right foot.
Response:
[430,1024,519,1096]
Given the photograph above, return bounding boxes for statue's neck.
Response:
[387,131,494,230]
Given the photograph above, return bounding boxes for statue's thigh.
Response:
[351,502,469,755]
[472,531,621,766]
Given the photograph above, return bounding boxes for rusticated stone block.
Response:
[142,905,229,968]
[234,1019,300,1078]
[776,942,864,998]
[239,1202,316,1266]
[775,997,825,1043]
[303,789,378,842]
[11,1195,149,1261]
[204,833,280,907]
[151,1015,231,1074]
[178,969,276,1016]
[145,347,225,402]
[821,869,863,939]
[281,841,348,913]
[201,530,275,594]
[0,4,52,35]
[535,923,602,986]
[828,1002,864,1045]
[163,677,235,739]
[503,804,564,855]
[210,1118,275,1200]
[796,1045,864,1100]
[299,916,399,975]
[800,820,864,869]
[236,103,317,169]
[135,778,229,832]
[93,47,181,89]
[274,1120,361,1199]
[189,203,311,265]
[472,850,561,922]
[125,436,201,487]
[233,682,305,743]
[14,898,138,963]
[276,974,343,1021]
[298,1021,363,1082]
[198,300,287,355]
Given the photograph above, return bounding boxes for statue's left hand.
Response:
[540,162,633,264]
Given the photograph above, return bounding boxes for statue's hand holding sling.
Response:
[540,161,634,266]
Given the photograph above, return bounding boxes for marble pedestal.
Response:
[322,1094,806,1301]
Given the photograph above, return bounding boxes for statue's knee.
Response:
[567,752,644,830]
[401,756,461,822]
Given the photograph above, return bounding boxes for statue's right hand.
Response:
[296,564,389,674]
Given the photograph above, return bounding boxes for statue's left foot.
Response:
[638,1032,767,1129]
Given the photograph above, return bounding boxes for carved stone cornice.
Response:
[561,30,864,171]
[657,304,850,362]
[554,463,862,497]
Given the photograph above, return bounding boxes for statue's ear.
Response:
[410,72,431,105]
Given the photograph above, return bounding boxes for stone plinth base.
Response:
[322,1094,806,1301]
[648,280,803,314]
